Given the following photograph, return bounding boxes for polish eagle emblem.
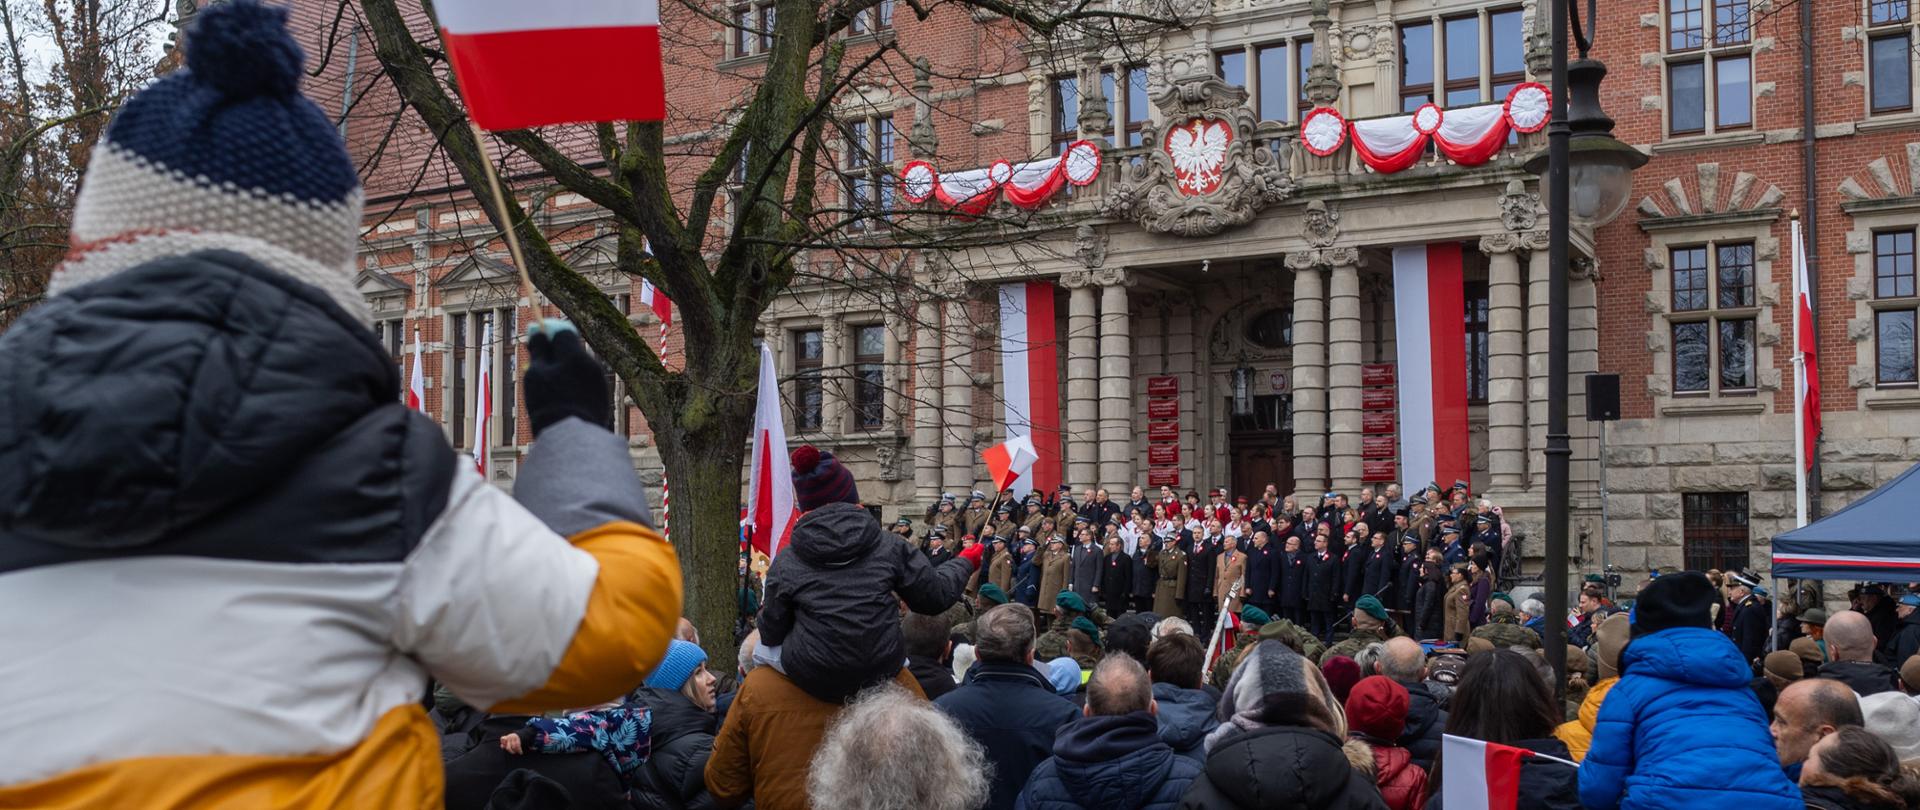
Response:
[1165,118,1232,196]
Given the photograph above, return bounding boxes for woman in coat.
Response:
[1415,556,1447,641]
[630,642,720,810]
[1100,537,1133,617]
[1038,536,1071,604]
[1423,649,1580,809]
[1467,555,1493,629]
[1443,565,1471,644]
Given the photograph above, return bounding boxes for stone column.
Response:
[941,293,975,494]
[1326,249,1364,495]
[1570,259,1602,500]
[1483,234,1527,493]
[1063,271,1100,492]
[1524,233,1550,491]
[821,320,845,435]
[913,299,944,502]
[1286,255,1328,497]
[1096,268,1136,491]
[883,309,904,431]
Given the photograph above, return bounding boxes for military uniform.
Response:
[1320,628,1391,665]
[1151,545,1188,618]
[1208,618,1328,689]
[1470,612,1542,650]
[1037,547,1071,606]
[988,549,1013,594]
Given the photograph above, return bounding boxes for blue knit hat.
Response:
[644,640,709,690]
[51,0,365,320]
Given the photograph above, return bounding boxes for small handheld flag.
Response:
[983,435,1039,494]
[436,0,666,130]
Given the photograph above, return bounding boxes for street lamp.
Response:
[1523,0,1645,694]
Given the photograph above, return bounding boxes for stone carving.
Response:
[1073,224,1108,269]
[908,57,938,158]
[1479,232,1522,255]
[1639,164,1784,219]
[1092,267,1135,287]
[1834,141,1920,203]
[1283,246,1359,270]
[1499,179,1541,231]
[875,440,908,482]
[1167,0,1210,24]
[1102,49,1295,237]
[1341,23,1385,61]
[1059,269,1095,289]
[1302,199,1340,247]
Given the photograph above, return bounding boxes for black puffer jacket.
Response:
[758,502,972,702]
[1176,725,1389,810]
[629,688,715,810]
[1395,679,1447,771]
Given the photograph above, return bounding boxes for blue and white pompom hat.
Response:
[49,0,367,322]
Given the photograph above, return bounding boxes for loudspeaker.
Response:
[1586,373,1621,422]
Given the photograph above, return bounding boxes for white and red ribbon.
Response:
[900,140,1101,216]
[1307,83,1552,174]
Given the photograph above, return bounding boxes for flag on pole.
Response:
[470,319,494,477]
[745,344,797,558]
[1392,243,1472,490]
[1443,735,1537,810]
[983,435,1040,494]
[997,282,1063,497]
[1791,217,1821,529]
[407,329,427,415]
[640,280,673,332]
[436,0,665,131]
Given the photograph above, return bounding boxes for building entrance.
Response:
[1227,394,1293,498]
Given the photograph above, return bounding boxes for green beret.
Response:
[1055,590,1089,614]
[1239,605,1271,626]
[1070,616,1101,645]
[1491,591,1515,607]
[1355,594,1388,621]
[978,583,1009,605]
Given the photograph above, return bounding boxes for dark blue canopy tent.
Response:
[1773,460,1920,580]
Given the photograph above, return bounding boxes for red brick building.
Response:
[268,0,1920,579]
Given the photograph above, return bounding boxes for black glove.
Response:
[524,324,611,436]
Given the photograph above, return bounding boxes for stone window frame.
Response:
[1213,37,1315,125]
[1840,198,1920,409]
[771,305,905,441]
[1024,49,1167,157]
[1641,216,1783,416]
[837,112,897,230]
[723,0,777,62]
[436,257,523,453]
[1861,0,1918,118]
[1394,5,1528,112]
[1659,0,1756,139]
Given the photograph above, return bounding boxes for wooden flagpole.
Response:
[467,121,538,309]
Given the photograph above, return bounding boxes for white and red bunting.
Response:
[1299,83,1552,174]
[899,140,1101,217]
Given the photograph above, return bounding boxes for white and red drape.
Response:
[745,344,797,558]
[470,319,494,477]
[997,282,1064,496]
[408,329,427,415]
[900,141,1102,217]
[1392,243,1471,490]
[437,0,664,129]
[1300,83,1551,173]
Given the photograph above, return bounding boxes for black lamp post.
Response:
[1522,0,1647,692]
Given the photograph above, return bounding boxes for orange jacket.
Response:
[707,667,925,810]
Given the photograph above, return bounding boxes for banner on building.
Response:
[1391,242,1471,491]
[998,282,1063,497]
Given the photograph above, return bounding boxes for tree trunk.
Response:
[661,397,755,669]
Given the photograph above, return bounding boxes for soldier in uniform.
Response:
[1038,535,1071,606]
[988,536,1014,595]
[1470,593,1543,650]
[1150,533,1187,618]
[1322,595,1397,664]
[960,490,991,538]
[925,492,961,538]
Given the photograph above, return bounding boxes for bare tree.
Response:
[357,0,1180,654]
[0,0,169,327]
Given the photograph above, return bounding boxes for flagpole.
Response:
[1791,212,1809,529]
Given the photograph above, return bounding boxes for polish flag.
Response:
[1392,243,1472,491]
[640,280,672,331]
[470,319,494,477]
[745,344,797,558]
[997,282,1063,497]
[983,435,1039,494]
[437,0,665,131]
[1442,735,1566,810]
[407,329,428,415]
[1791,218,1820,473]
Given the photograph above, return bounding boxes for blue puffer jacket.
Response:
[1150,683,1218,762]
[1577,627,1802,810]
[1017,712,1202,810]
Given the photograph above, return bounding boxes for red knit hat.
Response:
[1320,655,1361,704]
[1346,675,1409,742]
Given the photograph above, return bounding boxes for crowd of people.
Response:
[14,10,1920,807]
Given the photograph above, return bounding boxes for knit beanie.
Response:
[1345,675,1409,742]
[791,445,859,511]
[1321,655,1361,703]
[51,1,366,321]
[643,639,708,690]
[1045,657,1082,696]
[1629,571,1716,636]
[1214,640,1347,745]
[1594,612,1631,680]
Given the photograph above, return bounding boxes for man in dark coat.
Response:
[1729,582,1772,664]
[935,603,1080,810]
[1305,532,1341,643]
[903,612,957,701]
[1016,655,1201,810]
[1183,530,1220,638]
[1130,526,1156,614]
[1817,610,1900,696]
[924,530,954,567]
[1340,532,1367,611]
[1394,535,1421,618]
[1375,637,1445,771]
[1068,525,1102,596]
[1277,534,1307,625]
[1889,594,1920,666]
[1243,531,1280,613]
[1361,531,1395,606]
